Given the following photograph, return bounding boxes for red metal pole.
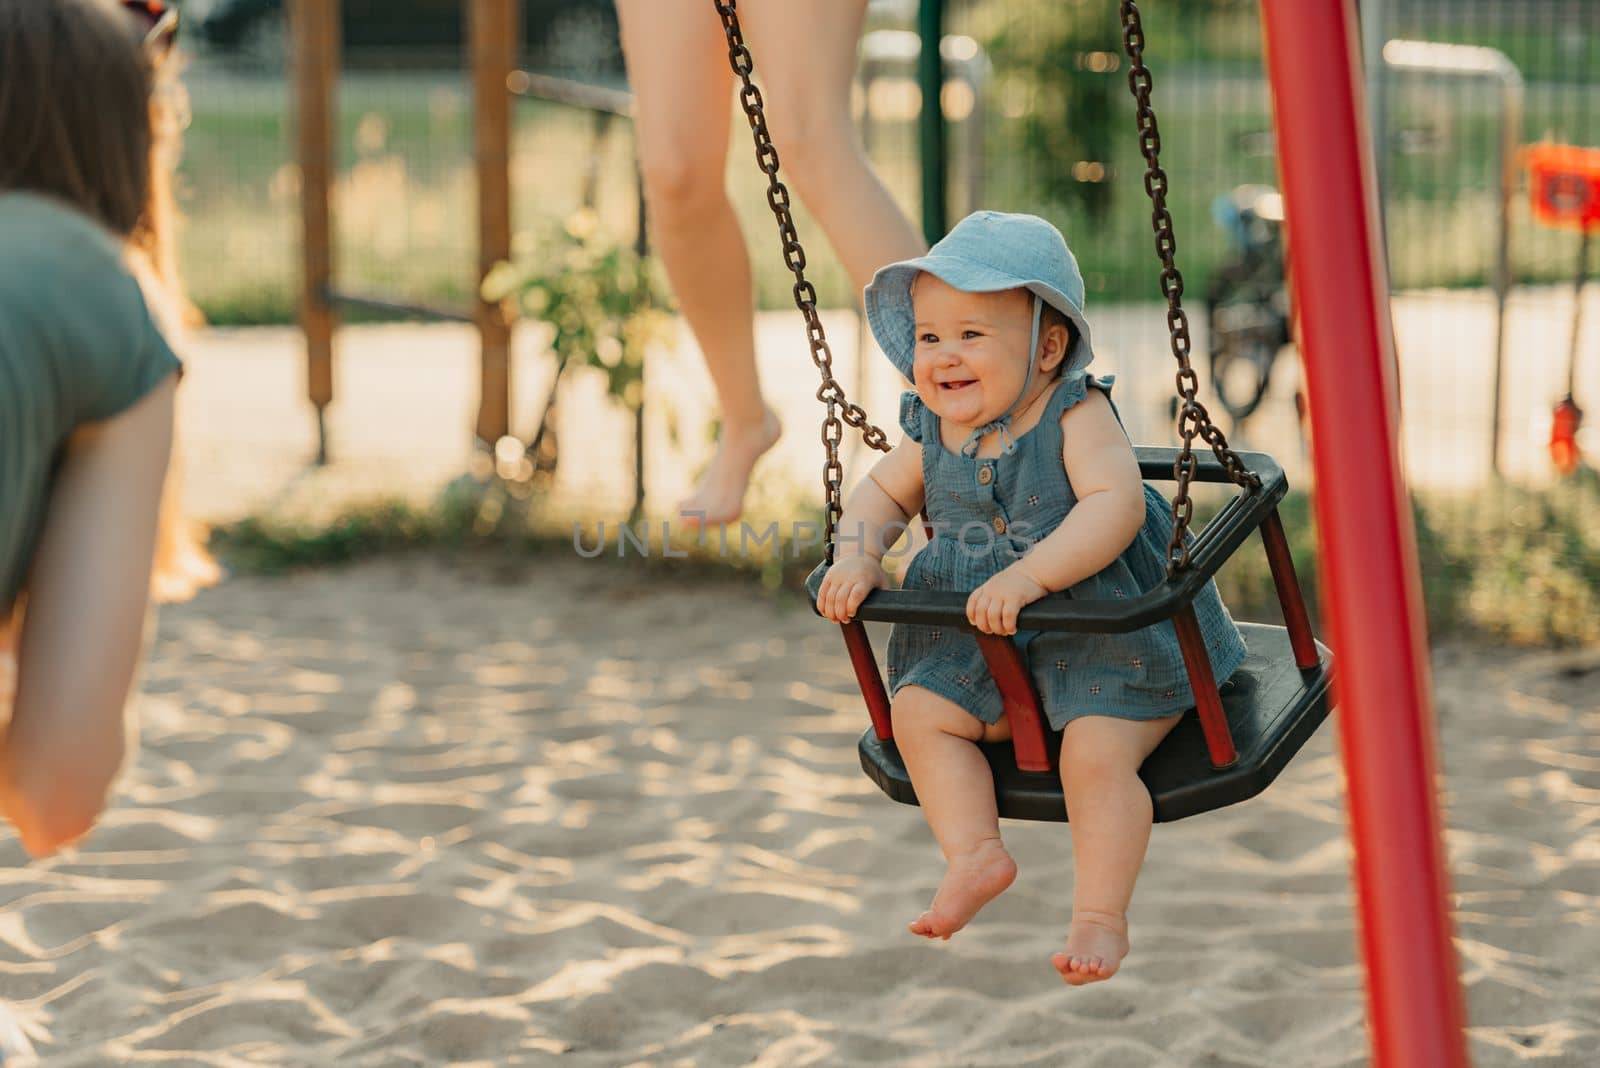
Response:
[1171,607,1236,769]
[1259,509,1320,670]
[973,635,1052,773]
[841,622,893,741]
[1258,2,1469,1066]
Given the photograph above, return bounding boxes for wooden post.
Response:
[290,0,339,464]
[471,0,518,448]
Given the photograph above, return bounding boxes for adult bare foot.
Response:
[1051,909,1130,985]
[908,838,1018,940]
[677,406,782,527]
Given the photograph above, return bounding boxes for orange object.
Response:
[1525,143,1600,233]
[1550,395,1584,474]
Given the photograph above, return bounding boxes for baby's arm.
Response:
[968,389,1147,634]
[816,437,925,623]
[1020,388,1147,587]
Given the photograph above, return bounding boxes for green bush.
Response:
[1427,475,1600,645]
[485,210,675,414]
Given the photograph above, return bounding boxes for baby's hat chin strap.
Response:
[959,293,1044,459]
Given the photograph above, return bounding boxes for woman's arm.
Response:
[1,374,176,857]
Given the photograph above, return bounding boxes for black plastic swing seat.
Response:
[808,445,1334,822]
[859,623,1333,822]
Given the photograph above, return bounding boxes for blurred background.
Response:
[167,0,1599,644]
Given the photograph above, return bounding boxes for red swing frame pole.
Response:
[1259,2,1469,1065]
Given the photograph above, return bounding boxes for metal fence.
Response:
[171,0,1600,640]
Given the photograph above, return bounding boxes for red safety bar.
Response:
[974,634,1053,772]
[1260,510,1321,669]
[842,621,892,741]
[1172,606,1235,768]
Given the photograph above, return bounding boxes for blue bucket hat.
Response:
[864,211,1095,454]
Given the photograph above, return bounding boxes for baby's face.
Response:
[909,274,1038,430]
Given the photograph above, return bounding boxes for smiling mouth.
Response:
[938,380,977,392]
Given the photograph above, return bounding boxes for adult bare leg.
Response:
[741,0,928,293]
[617,0,779,527]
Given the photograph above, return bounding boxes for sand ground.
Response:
[1,554,1595,1065]
[4,287,1596,1062]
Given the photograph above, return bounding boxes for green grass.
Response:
[175,23,1600,327]
[1420,473,1600,646]
[177,70,860,326]
[209,472,833,592]
[1389,16,1599,87]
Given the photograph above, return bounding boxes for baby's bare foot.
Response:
[677,407,782,527]
[1052,910,1130,985]
[909,839,1017,940]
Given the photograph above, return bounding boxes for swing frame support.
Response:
[1262,1,1469,1064]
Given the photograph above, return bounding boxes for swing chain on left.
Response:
[714,0,892,566]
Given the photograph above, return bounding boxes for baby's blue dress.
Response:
[885,372,1247,730]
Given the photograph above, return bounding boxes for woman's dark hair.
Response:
[0,0,154,237]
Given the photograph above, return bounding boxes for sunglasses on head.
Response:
[122,0,180,53]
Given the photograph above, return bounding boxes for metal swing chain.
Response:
[1119,1,1260,574]
[711,0,1253,572]
[713,1,892,567]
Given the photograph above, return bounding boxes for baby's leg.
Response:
[892,687,1018,940]
[1053,713,1181,985]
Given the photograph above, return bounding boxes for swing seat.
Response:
[808,446,1334,822]
[859,622,1331,822]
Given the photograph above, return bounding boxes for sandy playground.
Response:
[3,276,1597,1063]
[0,551,1595,1065]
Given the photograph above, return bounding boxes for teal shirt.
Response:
[0,192,181,613]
